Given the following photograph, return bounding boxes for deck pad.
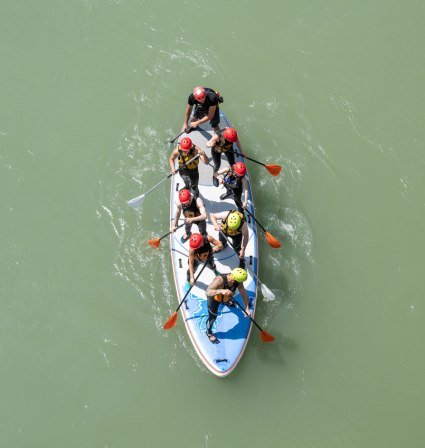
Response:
[170,111,259,377]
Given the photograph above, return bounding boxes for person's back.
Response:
[183,86,221,131]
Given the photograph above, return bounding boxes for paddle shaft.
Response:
[169,122,197,143]
[232,298,266,333]
[218,229,262,289]
[169,130,185,144]
[174,252,215,314]
[127,153,201,206]
[228,192,268,233]
[158,222,185,242]
[224,148,268,168]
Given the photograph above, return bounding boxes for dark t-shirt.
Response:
[188,87,219,118]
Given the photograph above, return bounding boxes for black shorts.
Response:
[194,107,220,128]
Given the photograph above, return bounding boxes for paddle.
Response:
[218,230,275,301]
[168,123,196,144]
[163,252,214,330]
[168,129,186,144]
[225,148,281,176]
[127,153,201,208]
[228,193,282,248]
[148,222,185,248]
[232,298,275,342]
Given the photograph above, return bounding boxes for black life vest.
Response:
[182,198,201,218]
[194,235,213,261]
[214,129,234,153]
[213,274,239,303]
[223,168,244,190]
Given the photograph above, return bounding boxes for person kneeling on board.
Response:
[186,233,223,286]
[206,127,239,186]
[205,268,251,344]
[169,136,208,196]
[182,85,222,133]
[172,189,207,243]
[210,210,248,268]
[214,161,248,213]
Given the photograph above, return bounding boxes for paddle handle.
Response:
[169,130,185,144]
[169,123,194,143]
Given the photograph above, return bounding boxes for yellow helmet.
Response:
[227,212,241,230]
[231,268,247,283]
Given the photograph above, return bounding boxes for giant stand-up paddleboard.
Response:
[170,111,258,377]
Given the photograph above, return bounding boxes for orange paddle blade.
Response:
[148,238,161,248]
[265,164,282,176]
[265,231,282,248]
[260,330,275,342]
[163,311,178,330]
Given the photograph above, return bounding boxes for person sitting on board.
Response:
[206,127,240,186]
[169,136,208,197]
[214,161,248,213]
[182,86,222,133]
[210,210,248,268]
[204,268,251,344]
[186,233,223,286]
[172,189,207,243]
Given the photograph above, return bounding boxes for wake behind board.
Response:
[170,111,259,377]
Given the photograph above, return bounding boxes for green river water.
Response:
[1,1,424,447]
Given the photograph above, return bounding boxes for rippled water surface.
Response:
[1,1,424,447]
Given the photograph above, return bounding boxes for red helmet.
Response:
[178,189,191,204]
[193,86,206,101]
[223,127,238,143]
[179,137,192,151]
[189,233,204,250]
[234,162,246,176]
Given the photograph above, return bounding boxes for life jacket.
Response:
[206,87,223,103]
[182,197,201,219]
[223,168,244,190]
[178,146,199,170]
[220,210,245,236]
[194,235,213,262]
[214,129,234,153]
[213,274,239,303]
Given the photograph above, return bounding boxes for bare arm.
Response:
[194,198,207,222]
[172,204,182,230]
[191,105,217,128]
[216,167,229,176]
[188,251,196,285]
[242,177,249,208]
[210,211,229,231]
[205,276,228,297]
[169,149,178,174]
[208,235,223,252]
[195,145,209,165]
[216,166,230,183]
[206,134,219,148]
[239,222,249,258]
[210,213,219,231]
[237,283,251,314]
[182,105,193,131]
